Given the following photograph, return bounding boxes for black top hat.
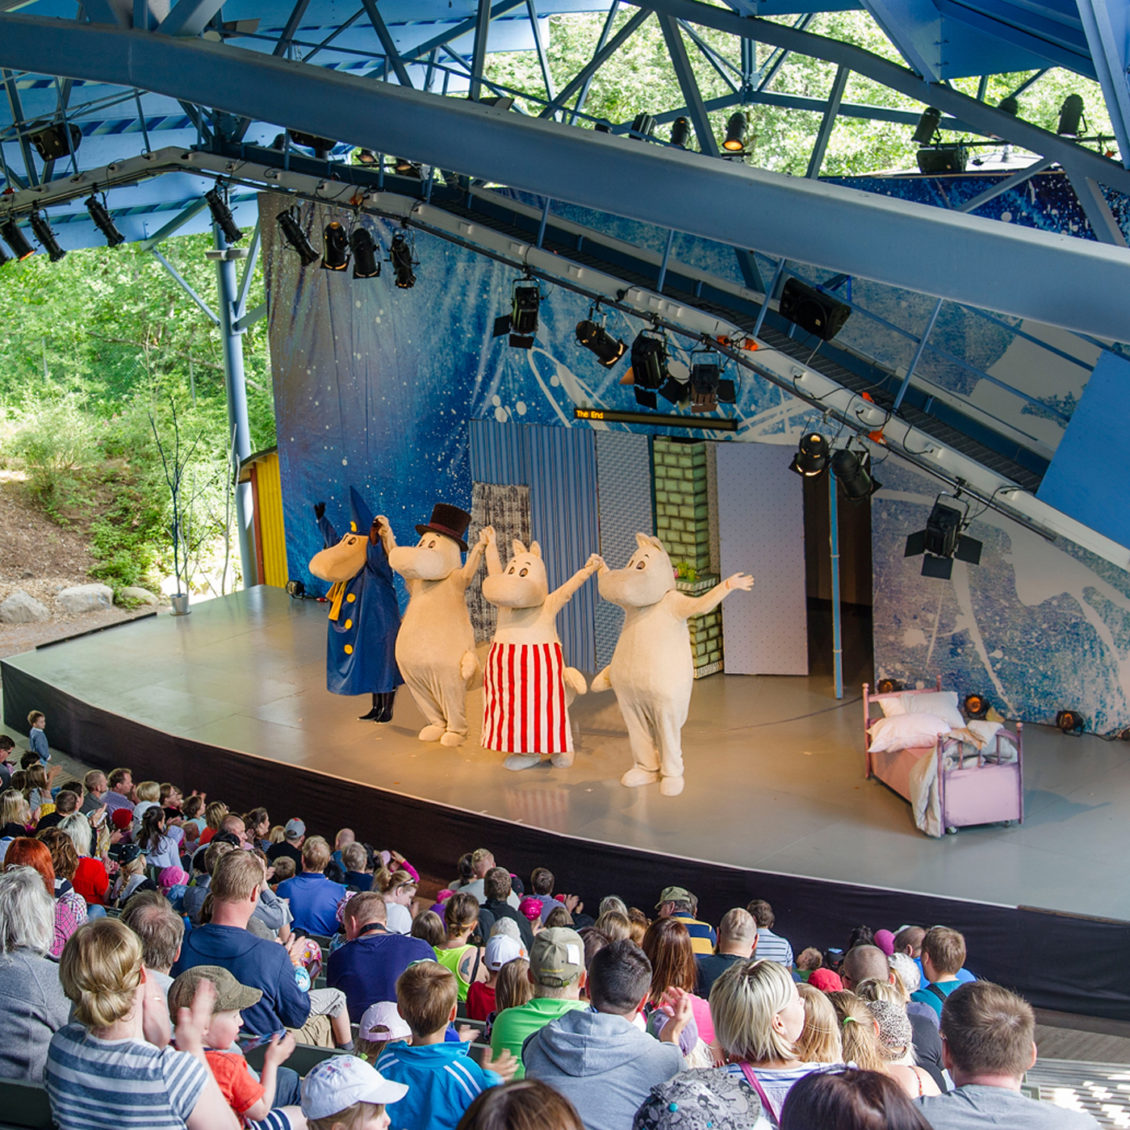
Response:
[415,503,472,551]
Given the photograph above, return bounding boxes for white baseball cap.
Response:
[485,932,523,971]
[300,1055,408,1119]
[359,1000,412,1043]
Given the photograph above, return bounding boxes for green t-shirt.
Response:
[489,997,589,1078]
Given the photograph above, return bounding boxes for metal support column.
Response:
[829,470,843,700]
[212,224,256,587]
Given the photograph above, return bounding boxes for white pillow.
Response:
[867,713,952,753]
[901,691,964,729]
[966,720,1002,743]
[877,695,907,718]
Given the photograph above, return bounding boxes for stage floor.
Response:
[5,585,1129,923]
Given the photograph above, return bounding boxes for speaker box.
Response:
[779,278,851,342]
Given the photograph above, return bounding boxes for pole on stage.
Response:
[829,468,843,700]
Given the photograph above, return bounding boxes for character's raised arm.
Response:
[547,554,604,615]
[667,572,753,620]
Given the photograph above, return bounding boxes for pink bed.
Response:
[864,680,1024,836]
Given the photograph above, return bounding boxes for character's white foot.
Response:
[659,775,685,797]
[550,750,574,769]
[504,754,541,771]
[440,730,465,747]
[620,766,660,788]
[418,725,444,742]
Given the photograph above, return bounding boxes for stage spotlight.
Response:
[831,448,881,500]
[688,352,736,413]
[779,278,851,342]
[28,211,65,262]
[904,496,983,579]
[285,579,306,598]
[1056,709,1085,735]
[670,116,690,148]
[30,121,81,161]
[1,217,35,260]
[495,280,542,347]
[876,678,902,695]
[912,106,941,146]
[277,207,320,265]
[288,130,335,157]
[321,222,350,271]
[393,157,422,178]
[628,332,669,409]
[205,187,243,243]
[1057,94,1084,137]
[915,144,968,174]
[998,95,1019,117]
[575,319,626,367]
[630,113,656,140]
[389,232,416,288]
[723,112,748,152]
[85,195,124,247]
[355,149,379,167]
[350,227,381,279]
[790,433,830,477]
[963,693,990,720]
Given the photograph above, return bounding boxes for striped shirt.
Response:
[673,913,718,956]
[755,928,794,968]
[45,1023,208,1129]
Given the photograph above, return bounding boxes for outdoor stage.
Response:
[4,585,1129,1017]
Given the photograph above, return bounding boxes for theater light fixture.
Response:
[963,694,990,720]
[1057,94,1084,137]
[393,157,422,178]
[354,149,379,167]
[630,113,656,140]
[723,112,748,152]
[1056,709,1085,735]
[689,351,736,414]
[575,318,626,367]
[277,207,320,265]
[494,278,543,347]
[85,195,124,247]
[205,187,243,243]
[628,331,670,409]
[389,232,417,288]
[912,107,941,146]
[28,211,65,262]
[831,447,880,500]
[658,367,690,406]
[876,678,902,695]
[789,433,829,477]
[321,221,349,271]
[350,227,381,279]
[998,95,1019,117]
[670,117,691,148]
[904,495,983,579]
[30,121,81,161]
[1,217,36,260]
[288,130,335,157]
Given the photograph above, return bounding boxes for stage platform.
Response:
[4,586,1129,1017]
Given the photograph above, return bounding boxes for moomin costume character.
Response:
[593,533,753,797]
[479,526,602,771]
[308,489,402,721]
[387,503,487,747]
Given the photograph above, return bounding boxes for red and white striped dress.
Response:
[481,641,572,754]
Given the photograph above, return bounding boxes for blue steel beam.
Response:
[468,0,491,101]
[358,0,415,87]
[805,63,847,178]
[1075,0,1130,171]
[858,0,943,81]
[525,0,556,105]
[158,0,227,37]
[657,13,718,156]
[4,17,1130,341]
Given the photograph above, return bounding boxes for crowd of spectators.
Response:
[0,726,1103,1130]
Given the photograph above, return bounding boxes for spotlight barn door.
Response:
[717,443,808,675]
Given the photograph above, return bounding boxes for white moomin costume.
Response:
[387,503,486,747]
[593,533,753,796]
[479,527,601,771]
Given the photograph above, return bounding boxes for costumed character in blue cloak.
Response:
[308,488,402,721]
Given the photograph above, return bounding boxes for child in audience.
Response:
[794,983,842,1063]
[300,1055,407,1130]
[795,947,823,981]
[357,1000,412,1063]
[169,964,305,1129]
[467,934,523,1022]
[27,710,49,763]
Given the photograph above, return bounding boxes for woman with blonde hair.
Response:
[376,868,418,934]
[710,959,844,1126]
[44,917,238,1129]
[794,983,842,1064]
[434,891,487,1001]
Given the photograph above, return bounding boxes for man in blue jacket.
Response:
[276,835,347,936]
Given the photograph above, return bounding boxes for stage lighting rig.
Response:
[789,433,829,477]
[1,217,35,260]
[830,447,880,500]
[876,678,902,694]
[689,351,736,414]
[627,330,670,409]
[575,316,626,367]
[723,112,748,152]
[28,211,66,262]
[389,232,417,289]
[670,117,691,148]
[494,278,543,348]
[630,113,656,141]
[205,187,243,243]
[321,222,350,271]
[85,195,124,247]
[1057,94,1085,137]
[277,207,320,265]
[963,693,990,720]
[904,494,982,579]
[1056,709,1085,734]
[350,227,381,279]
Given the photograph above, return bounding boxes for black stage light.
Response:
[288,130,335,157]
[876,678,902,695]
[30,121,81,161]
[205,187,243,243]
[670,117,690,148]
[393,157,422,178]
[916,144,969,174]
[723,112,747,152]
[912,106,941,146]
[508,282,541,348]
[277,207,320,266]
[28,211,65,262]
[285,579,306,598]
[963,693,990,720]
[905,497,982,578]
[355,149,379,167]
[85,195,125,247]
[631,113,656,140]
[1056,709,1085,734]
[1,217,35,260]
[831,448,881,500]
[575,319,626,367]
[658,371,690,405]
[998,95,1019,117]
[350,228,381,279]
[389,232,416,288]
[690,357,720,413]
[790,433,829,477]
[629,332,668,390]
[1057,94,1084,137]
[779,278,851,341]
[321,222,350,271]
